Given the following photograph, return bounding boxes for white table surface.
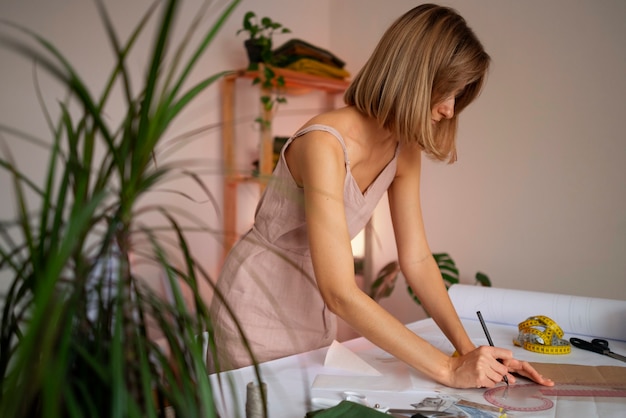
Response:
[209,318,626,417]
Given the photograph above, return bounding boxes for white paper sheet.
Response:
[449,284,626,341]
[323,340,382,376]
[312,341,412,391]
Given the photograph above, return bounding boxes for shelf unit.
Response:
[221,67,350,257]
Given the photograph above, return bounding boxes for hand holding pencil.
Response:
[477,311,509,386]
[473,311,554,388]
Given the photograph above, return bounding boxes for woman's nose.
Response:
[438,97,455,119]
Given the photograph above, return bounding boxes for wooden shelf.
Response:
[224,67,349,95]
[221,69,349,257]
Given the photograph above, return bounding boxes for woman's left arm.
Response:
[388,145,475,355]
[389,145,554,387]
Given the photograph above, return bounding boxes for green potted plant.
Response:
[368,253,491,314]
[0,1,265,417]
[237,11,291,69]
[237,11,291,127]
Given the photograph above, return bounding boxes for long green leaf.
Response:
[133,0,177,174]
[166,0,241,106]
[165,71,232,126]
[1,1,244,416]
[0,20,120,168]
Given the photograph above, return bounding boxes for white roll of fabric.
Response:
[448,284,626,342]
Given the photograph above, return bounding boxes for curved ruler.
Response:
[484,384,553,412]
[513,315,571,354]
[484,383,626,412]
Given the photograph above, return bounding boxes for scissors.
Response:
[569,337,626,363]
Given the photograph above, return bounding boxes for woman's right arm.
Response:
[287,132,509,388]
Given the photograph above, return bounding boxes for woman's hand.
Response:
[447,346,554,388]
[501,356,554,387]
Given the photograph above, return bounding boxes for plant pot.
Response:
[244,39,264,69]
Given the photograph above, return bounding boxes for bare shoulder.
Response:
[299,107,364,145]
[286,128,346,188]
[286,107,362,182]
[302,106,354,128]
[288,126,345,159]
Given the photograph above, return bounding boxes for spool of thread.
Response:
[246,381,267,418]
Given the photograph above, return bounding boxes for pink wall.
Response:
[1,1,624,326]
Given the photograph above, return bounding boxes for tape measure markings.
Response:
[514,315,571,355]
[540,387,626,397]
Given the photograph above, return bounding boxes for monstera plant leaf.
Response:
[365,252,491,318]
[368,261,401,302]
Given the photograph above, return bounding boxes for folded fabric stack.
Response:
[273,38,349,80]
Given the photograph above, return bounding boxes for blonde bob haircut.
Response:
[344,4,490,163]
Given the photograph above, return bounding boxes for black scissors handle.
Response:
[570,337,609,355]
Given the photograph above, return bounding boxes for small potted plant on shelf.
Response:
[237,11,291,69]
[237,11,291,127]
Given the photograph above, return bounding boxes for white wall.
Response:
[1,1,625,324]
[331,0,626,324]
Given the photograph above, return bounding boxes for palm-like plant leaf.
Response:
[0,1,253,417]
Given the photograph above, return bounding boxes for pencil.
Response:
[476,311,509,386]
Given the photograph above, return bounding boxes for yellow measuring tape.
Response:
[513,315,571,354]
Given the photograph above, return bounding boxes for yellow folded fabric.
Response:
[286,58,350,79]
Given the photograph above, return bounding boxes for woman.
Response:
[210,3,553,388]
